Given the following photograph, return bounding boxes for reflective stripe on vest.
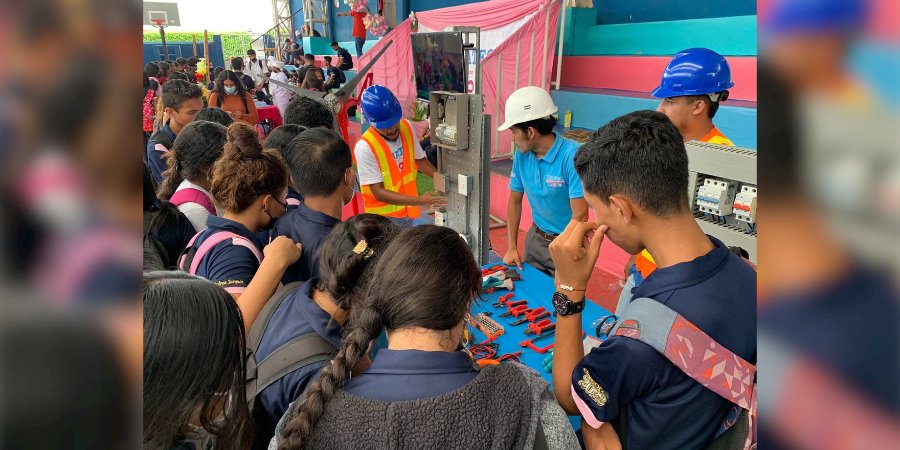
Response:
[359,119,420,218]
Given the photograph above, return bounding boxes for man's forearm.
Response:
[371,185,421,206]
[417,158,437,177]
[552,290,586,415]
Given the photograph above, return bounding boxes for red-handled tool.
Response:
[520,340,554,354]
[492,293,516,308]
[525,319,556,336]
[498,303,530,318]
[509,307,551,325]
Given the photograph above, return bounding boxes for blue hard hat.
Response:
[764,0,867,36]
[360,85,402,129]
[651,48,735,99]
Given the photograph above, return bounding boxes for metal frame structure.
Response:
[272,0,293,60]
[303,0,330,39]
[685,141,758,262]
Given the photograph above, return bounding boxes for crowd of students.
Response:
[143,47,756,449]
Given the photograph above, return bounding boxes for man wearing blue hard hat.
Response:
[354,85,445,226]
[653,48,736,147]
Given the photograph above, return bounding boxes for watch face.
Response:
[552,291,569,314]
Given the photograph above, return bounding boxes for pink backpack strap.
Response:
[183,231,263,275]
[170,188,217,216]
[612,297,757,449]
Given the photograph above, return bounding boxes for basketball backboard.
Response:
[143,2,181,27]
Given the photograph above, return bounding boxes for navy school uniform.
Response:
[343,349,478,402]
[272,202,341,284]
[192,215,265,294]
[146,122,176,185]
[255,279,345,425]
[572,236,757,450]
[286,187,303,207]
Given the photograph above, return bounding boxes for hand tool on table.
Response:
[498,302,530,318]
[524,319,556,336]
[520,340,554,354]
[491,293,516,308]
[509,307,551,325]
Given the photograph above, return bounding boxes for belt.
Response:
[534,226,558,242]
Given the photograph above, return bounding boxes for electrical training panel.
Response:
[686,141,757,262]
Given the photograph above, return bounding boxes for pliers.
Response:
[491,293,516,308]
[509,307,551,325]
[498,304,531,318]
[524,319,556,336]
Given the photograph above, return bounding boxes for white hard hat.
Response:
[497,86,558,131]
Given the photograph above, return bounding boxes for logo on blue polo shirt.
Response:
[545,175,565,189]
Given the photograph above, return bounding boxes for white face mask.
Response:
[224,86,237,95]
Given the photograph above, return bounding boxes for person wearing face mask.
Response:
[268,60,292,121]
[270,128,358,284]
[245,49,270,102]
[207,70,259,126]
[499,86,588,276]
[178,122,302,330]
[354,85,446,227]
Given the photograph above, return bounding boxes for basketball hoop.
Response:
[151,18,166,27]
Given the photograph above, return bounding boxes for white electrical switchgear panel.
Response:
[696,179,738,217]
[733,185,758,224]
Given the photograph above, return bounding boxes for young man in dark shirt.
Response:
[550,110,756,450]
[322,56,345,90]
[330,41,353,71]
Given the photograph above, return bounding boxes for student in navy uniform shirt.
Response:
[331,41,353,71]
[271,226,579,450]
[146,80,203,185]
[272,128,356,283]
[186,122,302,329]
[549,111,756,450]
[252,215,399,447]
[263,124,308,206]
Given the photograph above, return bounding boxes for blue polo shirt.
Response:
[343,349,478,402]
[146,122,176,185]
[572,236,756,450]
[255,279,344,423]
[508,134,583,235]
[192,215,265,295]
[273,202,341,284]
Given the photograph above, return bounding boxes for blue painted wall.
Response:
[596,0,756,25]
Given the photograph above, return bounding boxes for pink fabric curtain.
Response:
[357,0,562,158]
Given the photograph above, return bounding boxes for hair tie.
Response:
[352,240,374,259]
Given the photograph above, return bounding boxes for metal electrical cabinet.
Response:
[430,91,491,266]
[685,141,758,262]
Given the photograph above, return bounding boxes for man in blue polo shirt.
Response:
[146,80,203,185]
[271,128,356,283]
[548,110,756,449]
[499,86,587,275]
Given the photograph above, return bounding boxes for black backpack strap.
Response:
[245,282,337,401]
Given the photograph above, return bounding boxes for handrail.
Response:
[250,6,305,45]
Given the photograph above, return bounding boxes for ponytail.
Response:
[157,120,227,202]
[278,303,383,449]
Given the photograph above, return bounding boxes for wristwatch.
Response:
[552,290,585,316]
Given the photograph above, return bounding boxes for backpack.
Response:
[604,298,757,450]
[178,230,263,275]
[169,187,216,216]
[245,282,338,448]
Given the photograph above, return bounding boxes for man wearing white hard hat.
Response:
[499,86,587,275]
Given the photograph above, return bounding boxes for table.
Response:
[471,262,613,429]
[257,105,283,128]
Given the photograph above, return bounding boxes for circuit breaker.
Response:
[733,185,758,224]
[696,178,738,217]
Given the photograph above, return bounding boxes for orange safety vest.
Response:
[359,119,421,218]
[634,126,735,277]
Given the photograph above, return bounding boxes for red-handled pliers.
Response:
[499,304,530,318]
[525,319,556,336]
[492,293,516,308]
[509,307,551,325]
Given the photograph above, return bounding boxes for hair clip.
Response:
[352,240,374,259]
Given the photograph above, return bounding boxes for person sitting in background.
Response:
[143,271,252,450]
[207,70,259,126]
[331,41,353,71]
[323,56,345,91]
[281,38,294,63]
[300,69,325,92]
[264,124,309,206]
[270,225,579,450]
[146,79,203,186]
[157,120,227,232]
[291,43,304,65]
[251,214,398,447]
[284,96,334,130]
[195,106,234,127]
[273,128,356,283]
[179,122,302,330]
[301,24,321,37]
